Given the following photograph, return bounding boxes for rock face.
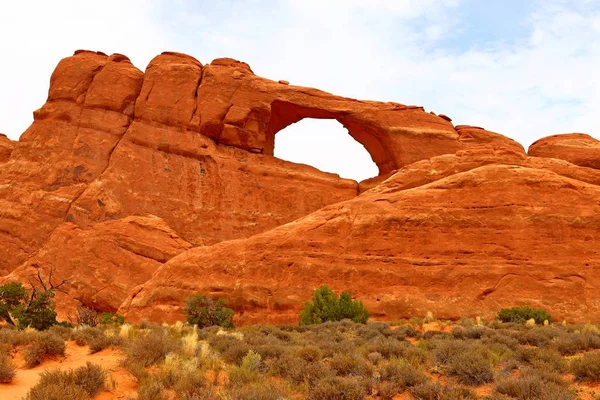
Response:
[1,49,599,323]
[528,133,600,170]
[122,148,600,324]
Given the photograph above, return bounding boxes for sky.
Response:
[1,0,599,182]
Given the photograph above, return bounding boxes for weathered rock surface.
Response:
[0,134,14,163]
[122,150,600,324]
[1,49,600,323]
[528,133,600,170]
[2,216,191,316]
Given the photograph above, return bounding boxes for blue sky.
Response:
[1,0,599,181]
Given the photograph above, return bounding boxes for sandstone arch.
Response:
[265,100,393,177]
[273,116,378,181]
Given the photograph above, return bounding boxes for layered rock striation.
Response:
[1,50,599,323]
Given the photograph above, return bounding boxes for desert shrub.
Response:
[451,326,467,339]
[270,353,332,386]
[379,360,428,389]
[23,332,66,368]
[300,286,368,325]
[98,312,125,325]
[125,330,179,367]
[229,351,263,387]
[356,323,390,340]
[365,337,408,360]
[173,371,212,399]
[515,347,565,372]
[295,345,323,362]
[137,380,168,400]
[433,340,470,365]
[446,351,494,386]
[554,332,600,355]
[309,376,367,400]
[497,306,550,324]
[0,352,16,383]
[0,327,36,347]
[409,382,478,400]
[26,362,106,399]
[378,381,400,400]
[330,352,372,377]
[89,334,123,354]
[464,326,486,339]
[495,374,575,400]
[208,333,241,353]
[184,295,234,328]
[72,326,104,346]
[221,341,252,365]
[124,361,149,383]
[25,383,88,400]
[226,379,287,400]
[395,325,422,339]
[518,327,561,347]
[73,306,98,327]
[570,351,600,381]
[482,330,520,350]
[47,325,72,341]
[254,344,287,361]
[422,330,452,340]
[367,351,383,365]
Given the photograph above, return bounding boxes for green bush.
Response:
[184,295,234,328]
[0,281,60,330]
[497,306,550,324]
[98,312,125,325]
[300,286,368,325]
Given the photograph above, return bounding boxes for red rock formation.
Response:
[528,133,600,170]
[0,134,14,163]
[3,216,191,316]
[122,150,600,324]
[1,49,599,323]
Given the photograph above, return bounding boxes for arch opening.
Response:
[274,118,379,182]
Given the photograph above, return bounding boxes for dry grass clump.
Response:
[25,362,107,400]
[0,351,16,383]
[124,329,179,367]
[378,360,428,391]
[23,332,66,368]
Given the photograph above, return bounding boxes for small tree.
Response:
[184,295,234,328]
[300,285,368,325]
[0,269,68,330]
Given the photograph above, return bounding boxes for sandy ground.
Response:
[0,341,137,399]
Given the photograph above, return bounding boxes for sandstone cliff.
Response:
[1,50,599,324]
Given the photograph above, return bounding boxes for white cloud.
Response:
[0,0,166,138]
[0,0,599,182]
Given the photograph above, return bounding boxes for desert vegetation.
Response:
[2,292,600,399]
